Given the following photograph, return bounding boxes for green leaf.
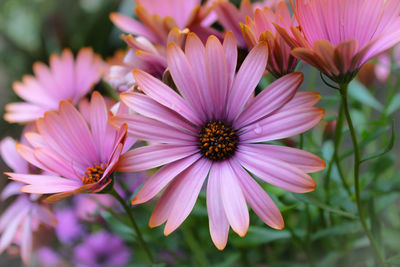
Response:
[360,120,396,164]
[311,222,361,241]
[385,93,400,115]
[387,254,400,265]
[230,226,291,247]
[348,80,383,110]
[293,194,357,219]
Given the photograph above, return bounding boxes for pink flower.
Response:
[214,0,287,47]
[275,0,400,84]
[241,2,298,77]
[0,137,57,264]
[4,48,104,123]
[110,0,219,45]
[6,92,128,203]
[374,45,400,82]
[110,32,325,249]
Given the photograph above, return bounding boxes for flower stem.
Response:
[339,83,386,267]
[110,188,154,264]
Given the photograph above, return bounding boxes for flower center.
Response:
[198,120,238,161]
[82,164,105,184]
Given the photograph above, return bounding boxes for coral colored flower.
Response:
[0,137,57,264]
[73,231,131,267]
[110,0,219,45]
[111,32,325,249]
[214,0,288,47]
[6,92,128,203]
[241,2,298,77]
[4,48,104,123]
[275,0,400,84]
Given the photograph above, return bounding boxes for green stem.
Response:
[339,83,386,267]
[110,188,154,264]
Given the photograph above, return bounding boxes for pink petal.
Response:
[164,158,212,235]
[34,206,58,227]
[240,144,325,173]
[0,137,28,173]
[132,69,202,125]
[34,148,79,180]
[207,163,230,250]
[222,31,238,89]
[0,206,29,253]
[219,161,249,237]
[132,154,201,205]
[110,114,197,144]
[121,92,197,133]
[1,182,22,200]
[21,214,32,264]
[278,91,321,111]
[117,144,198,172]
[240,107,324,143]
[235,72,303,129]
[231,160,284,229]
[237,149,316,193]
[227,43,268,121]
[90,92,109,162]
[4,103,45,123]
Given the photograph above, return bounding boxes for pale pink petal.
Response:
[0,197,26,230]
[0,137,28,173]
[227,43,268,121]
[235,72,303,129]
[4,103,45,123]
[16,144,49,172]
[21,183,81,194]
[132,69,202,125]
[240,107,324,143]
[222,31,238,89]
[0,206,29,253]
[237,149,316,193]
[24,132,49,149]
[21,214,32,264]
[231,160,284,229]
[110,114,197,144]
[90,92,109,162]
[34,148,79,180]
[117,144,198,172]
[164,158,212,235]
[219,161,249,237]
[1,182,22,200]
[278,91,321,111]
[241,144,325,173]
[34,206,58,227]
[132,154,201,205]
[207,163,230,250]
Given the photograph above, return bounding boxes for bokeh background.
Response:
[1,0,399,266]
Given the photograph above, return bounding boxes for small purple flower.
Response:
[74,231,131,267]
[55,208,83,245]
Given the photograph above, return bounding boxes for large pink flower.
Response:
[4,48,104,123]
[110,0,219,45]
[0,137,57,264]
[6,92,128,203]
[241,2,298,77]
[110,32,325,249]
[276,0,400,84]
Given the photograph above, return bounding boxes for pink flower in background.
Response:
[241,2,298,77]
[275,0,400,84]
[0,137,57,264]
[214,0,288,47]
[375,45,400,82]
[110,0,219,45]
[6,92,128,203]
[111,32,325,249]
[73,231,131,267]
[4,48,104,123]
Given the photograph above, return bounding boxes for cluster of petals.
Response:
[0,137,57,264]
[110,0,219,45]
[241,1,298,77]
[275,0,400,83]
[4,48,104,123]
[110,32,325,249]
[6,92,128,203]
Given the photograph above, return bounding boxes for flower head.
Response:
[110,0,218,45]
[0,137,57,264]
[6,92,128,203]
[4,48,104,123]
[275,0,400,84]
[111,32,325,249]
[241,2,298,77]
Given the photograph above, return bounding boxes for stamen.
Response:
[198,120,238,161]
[82,164,105,184]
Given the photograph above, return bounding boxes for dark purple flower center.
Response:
[82,164,104,184]
[198,120,238,161]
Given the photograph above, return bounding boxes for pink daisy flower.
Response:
[110,0,219,45]
[275,0,400,84]
[110,32,325,249]
[4,48,104,123]
[6,92,128,203]
[0,137,57,264]
[241,2,298,77]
